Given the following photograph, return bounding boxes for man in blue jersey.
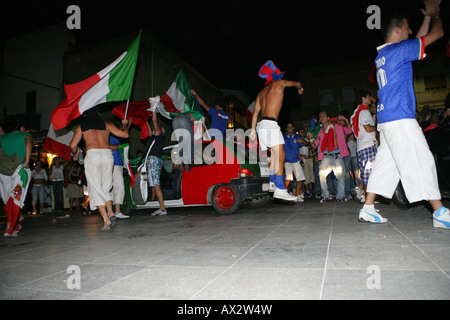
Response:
[283,122,306,202]
[191,89,231,140]
[359,0,449,228]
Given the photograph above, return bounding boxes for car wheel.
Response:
[132,171,148,205]
[121,197,132,216]
[211,183,241,214]
[392,182,410,210]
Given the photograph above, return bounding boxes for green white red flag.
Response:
[51,31,141,130]
[43,124,75,161]
[158,69,196,120]
[1,167,31,234]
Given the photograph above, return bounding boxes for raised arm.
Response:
[107,119,131,139]
[418,0,444,47]
[278,80,304,94]
[191,89,210,112]
[151,111,162,135]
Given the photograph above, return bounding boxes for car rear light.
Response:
[239,168,254,178]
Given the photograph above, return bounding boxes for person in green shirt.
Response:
[0,121,32,236]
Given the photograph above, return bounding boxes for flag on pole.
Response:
[112,100,152,139]
[43,124,76,161]
[51,30,142,130]
[158,69,196,120]
[246,101,256,125]
[120,143,135,186]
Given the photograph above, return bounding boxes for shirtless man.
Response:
[70,107,131,231]
[250,60,304,201]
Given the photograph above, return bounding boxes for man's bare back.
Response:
[81,126,114,150]
[70,119,131,154]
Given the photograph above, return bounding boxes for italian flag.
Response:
[2,166,31,234]
[158,69,196,120]
[51,31,141,130]
[112,100,152,140]
[43,124,75,161]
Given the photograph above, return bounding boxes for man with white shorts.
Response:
[250,60,304,201]
[360,0,449,228]
[70,107,131,232]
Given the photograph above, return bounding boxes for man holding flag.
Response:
[70,107,131,232]
[49,31,141,231]
[151,69,206,171]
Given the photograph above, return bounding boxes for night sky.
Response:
[2,0,449,99]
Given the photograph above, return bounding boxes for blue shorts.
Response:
[147,156,163,187]
[358,145,377,185]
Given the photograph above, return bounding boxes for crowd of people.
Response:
[249,0,449,228]
[0,0,449,236]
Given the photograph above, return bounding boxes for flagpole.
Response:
[192,94,205,117]
[124,30,142,121]
[124,99,130,119]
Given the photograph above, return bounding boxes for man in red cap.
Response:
[250,60,304,201]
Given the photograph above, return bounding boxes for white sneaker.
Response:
[4,231,18,237]
[115,212,130,219]
[273,187,298,201]
[433,207,450,229]
[320,195,333,203]
[358,208,387,223]
[351,187,360,201]
[151,208,167,216]
[296,194,304,202]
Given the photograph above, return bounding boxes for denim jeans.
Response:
[342,155,353,198]
[171,114,194,164]
[313,161,321,196]
[52,180,64,211]
[31,185,45,205]
[319,154,346,199]
[350,155,361,187]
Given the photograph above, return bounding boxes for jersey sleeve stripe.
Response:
[418,37,426,60]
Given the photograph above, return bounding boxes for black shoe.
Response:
[80,205,88,214]
[109,216,117,228]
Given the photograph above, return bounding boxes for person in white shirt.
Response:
[31,161,48,214]
[350,90,378,202]
[50,157,64,213]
